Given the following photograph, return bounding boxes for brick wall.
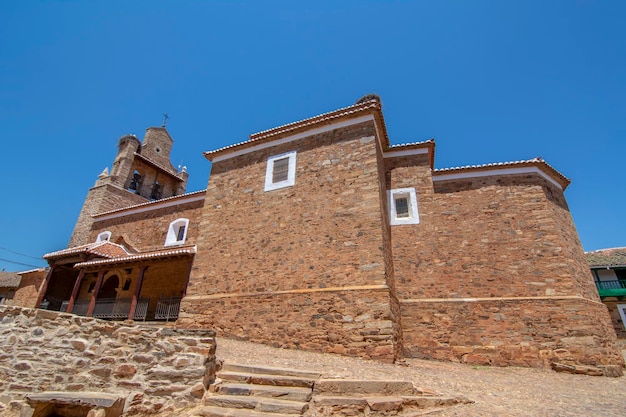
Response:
[181,121,398,361]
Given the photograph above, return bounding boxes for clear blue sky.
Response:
[1,1,624,271]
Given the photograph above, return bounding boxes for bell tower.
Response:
[68,127,189,247]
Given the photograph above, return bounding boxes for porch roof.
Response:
[73,246,196,269]
[43,241,130,261]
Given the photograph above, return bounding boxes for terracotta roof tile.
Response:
[74,246,196,268]
[43,241,130,260]
[433,157,570,189]
[204,99,389,160]
[586,247,626,268]
[0,271,21,288]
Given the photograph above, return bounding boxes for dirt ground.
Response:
[214,337,626,417]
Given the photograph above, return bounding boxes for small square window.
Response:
[265,151,297,191]
[388,188,419,225]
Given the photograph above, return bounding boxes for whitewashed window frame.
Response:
[264,151,297,192]
[96,231,112,242]
[164,218,189,246]
[388,188,420,225]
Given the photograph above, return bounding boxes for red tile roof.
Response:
[433,157,570,190]
[204,99,390,161]
[74,246,196,269]
[43,241,130,260]
[586,247,626,268]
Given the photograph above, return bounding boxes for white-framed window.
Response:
[96,231,112,242]
[617,304,626,330]
[388,188,420,225]
[264,151,297,191]
[165,218,189,246]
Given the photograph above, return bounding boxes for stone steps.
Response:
[311,378,473,416]
[218,371,317,388]
[201,361,473,417]
[204,363,316,416]
[192,405,297,417]
[216,382,313,401]
[206,395,308,414]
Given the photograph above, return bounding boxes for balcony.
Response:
[595,280,626,297]
[43,296,181,321]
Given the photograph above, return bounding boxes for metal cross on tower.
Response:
[162,113,169,127]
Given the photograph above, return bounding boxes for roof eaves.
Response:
[93,189,206,218]
[74,246,196,269]
[433,158,570,189]
[133,153,184,180]
[204,99,387,161]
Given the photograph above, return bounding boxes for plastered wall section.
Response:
[90,195,205,251]
[8,270,47,308]
[0,306,216,416]
[180,121,398,361]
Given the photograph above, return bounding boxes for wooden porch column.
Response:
[35,264,55,309]
[128,266,147,321]
[65,269,85,313]
[86,270,106,317]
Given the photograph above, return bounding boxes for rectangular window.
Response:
[265,151,297,191]
[388,188,420,225]
[394,196,410,218]
[176,225,186,241]
[272,157,290,183]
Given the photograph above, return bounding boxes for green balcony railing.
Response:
[595,280,626,297]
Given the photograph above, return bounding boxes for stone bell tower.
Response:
[68,127,189,247]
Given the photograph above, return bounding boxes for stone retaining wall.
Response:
[0,306,216,416]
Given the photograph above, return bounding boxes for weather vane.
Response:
[162,113,169,127]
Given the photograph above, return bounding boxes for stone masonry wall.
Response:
[91,195,205,252]
[542,183,602,301]
[400,297,624,374]
[603,300,626,340]
[69,183,148,247]
[398,174,586,299]
[181,288,396,361]
[0,306,216,416]
[182,121,398,361]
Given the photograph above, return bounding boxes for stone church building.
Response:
[37,97,623,374]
